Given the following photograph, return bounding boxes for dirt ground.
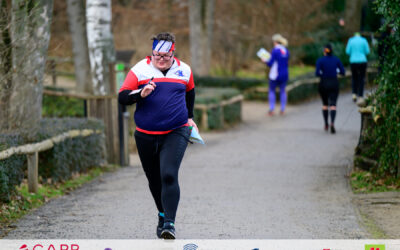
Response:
[352,192,400,238]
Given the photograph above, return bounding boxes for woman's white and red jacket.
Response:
[118,57,195,135]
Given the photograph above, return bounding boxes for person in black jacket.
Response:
[315,44,345,134]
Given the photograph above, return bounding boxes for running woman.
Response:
[346,32,370,103]
[315,44,345,134]
[118,32,198,239]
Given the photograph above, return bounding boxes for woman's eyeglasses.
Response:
[152,53,173,60]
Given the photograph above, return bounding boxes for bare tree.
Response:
[49,0,346,77]
[86,0,115,95]
[188,0,215,76]
[67,0,92,94]
[211,0,331,73]
[0,0,53,132]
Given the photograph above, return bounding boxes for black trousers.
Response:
[134,126,190,223]
[318,78,339,106]
[350,63,367,97]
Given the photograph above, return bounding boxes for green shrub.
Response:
[223,102,241,125]
[287,71,378,104]
[207,106,223,130]
[194,87,241,130]
[42,95,85,118]
[35,118,106,182]
[300,41,349,66]
[194,76,266,91]
[0,118,105,203]
[287,82,319,104]
[0,134,25,203]
[195,87,241,104]
[369,0,400,177]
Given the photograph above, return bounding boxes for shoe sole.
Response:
[157,227,162,238]
[160,230,176,240]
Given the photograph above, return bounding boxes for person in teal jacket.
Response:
[346,32,370,102]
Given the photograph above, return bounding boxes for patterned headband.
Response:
[152,39,175,53]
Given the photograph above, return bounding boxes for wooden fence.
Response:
[246,67,378,101]
[43,62,131,166]
[43,89,129,166]
[0,129,102,193]
[194,94,244,130]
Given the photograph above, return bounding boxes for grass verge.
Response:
[358,211,388,239]
[350,169,400,194]
[0,164,119,237]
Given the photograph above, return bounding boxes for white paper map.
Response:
[257,48,271,61]
[190,128,205,144]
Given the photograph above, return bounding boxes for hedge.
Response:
[0,118,105,203]
[194,76,266,91]
[367,0,400,178]
[0,134,26,203]
[194,87,242,130]
[42,94,85,118]
[245,70,378,103]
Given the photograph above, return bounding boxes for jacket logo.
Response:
[175,70,184,77]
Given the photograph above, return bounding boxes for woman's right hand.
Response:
[140,81,156,98]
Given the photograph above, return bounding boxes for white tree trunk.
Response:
[188,0,214,76]
[67,0,92,94]
[4,0,53,132]
[86,0,115,95]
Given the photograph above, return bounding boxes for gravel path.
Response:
[6,93,368,239]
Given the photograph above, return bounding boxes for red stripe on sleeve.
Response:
[119,70,138,93]
[186,71,195,92]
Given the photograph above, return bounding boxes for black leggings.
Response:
[134,126,190,223]
[318,78,339,106]
[350,63,367,97]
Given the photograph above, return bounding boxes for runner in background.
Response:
[260,34,290,116]
[315,44,345,134]
[345,32,370,103]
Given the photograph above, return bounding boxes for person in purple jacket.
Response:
[261,34,290,116]
[315,44,345,134]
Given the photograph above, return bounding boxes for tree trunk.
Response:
[3,0,53,132]
[67,0,92,94]
[344,0,365,35]
[0,0,13,131]
[188,0,214,76]
[86,0,115,95]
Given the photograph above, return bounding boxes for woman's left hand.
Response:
[188,118,198,132]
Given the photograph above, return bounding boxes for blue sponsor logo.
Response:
[175,70,184,77]
[183,243,198,250]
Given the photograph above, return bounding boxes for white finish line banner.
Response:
[1,240,399,250]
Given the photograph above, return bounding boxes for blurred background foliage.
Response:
[48,0,382,78]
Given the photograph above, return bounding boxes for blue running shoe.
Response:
[160,222,176,239]
[156,213,164,238]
